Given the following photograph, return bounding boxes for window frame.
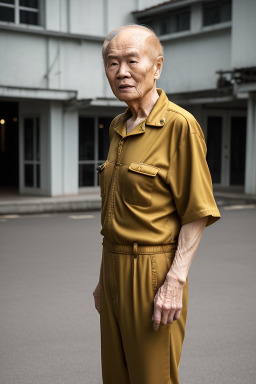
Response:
[138,6,191,37]
[0,0,44,27]
[202,0,232,27]
[22,115,41,189]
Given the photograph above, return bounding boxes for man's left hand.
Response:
[152,276,184,331]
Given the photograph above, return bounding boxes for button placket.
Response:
[107,138,124,226]
[151,255,157,295]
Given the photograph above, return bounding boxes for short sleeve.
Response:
[167,117,221,227]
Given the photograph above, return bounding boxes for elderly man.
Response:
[93,24,221,384]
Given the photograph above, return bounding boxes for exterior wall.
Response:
[231,0,256,68]
[49,101,63,196]
[158,28,231,93]
[49,101,79,196]
[245,94,256,194]
[45,0,68,32]
[68,0,105,35]
[0,0,233,99]
[136,0,167,11]
[44,0,138,35]
[62,109,79,195]
[0,30,105,99]
[0,31,47,88]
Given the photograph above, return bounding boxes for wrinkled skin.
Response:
[151,216,208,331]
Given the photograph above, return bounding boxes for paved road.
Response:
[0,206,255,384]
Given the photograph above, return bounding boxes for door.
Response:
[205,115,223,184]
[0,101,19,189]
[204,110,246,186]
[229,116,246,185]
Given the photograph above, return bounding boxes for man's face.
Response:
[105,30,159,103]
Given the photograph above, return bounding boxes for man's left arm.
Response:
[152,216,208,331]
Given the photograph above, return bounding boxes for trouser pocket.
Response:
[102,248,118,301]
[150,251,176,297]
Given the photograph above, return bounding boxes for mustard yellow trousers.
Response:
[99,238,188,384]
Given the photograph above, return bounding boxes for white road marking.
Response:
[223,204,256,210]
[0,213,56,220]
[22,214,55,218]
[0,214,20,219]
[69,215,95,219]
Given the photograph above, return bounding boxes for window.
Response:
[203,0,231,27]
[79,117,113,188]
[139,7,190,36]
[0,0,44,26]
[23,116,40,188]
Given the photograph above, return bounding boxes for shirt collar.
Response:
[113,88,169,137]
[145,88,169,127]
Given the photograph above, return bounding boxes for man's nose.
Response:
[116,62,130,78]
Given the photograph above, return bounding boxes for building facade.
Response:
[0,0,256,196]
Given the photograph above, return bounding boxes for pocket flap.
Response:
[128,162,160,176]
[97,161,107,173]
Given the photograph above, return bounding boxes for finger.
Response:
[152,307,162,331]
[173,308,182,321]
[153,317,161,331]
[161,306,169,326]
[167,309,176,324]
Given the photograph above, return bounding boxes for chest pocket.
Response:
[97,161,107,197]
[123,162,160,206]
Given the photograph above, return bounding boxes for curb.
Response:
[0,198,101,215]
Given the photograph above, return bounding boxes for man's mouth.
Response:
[118,85,134,90]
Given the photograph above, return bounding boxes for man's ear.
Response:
[154,56,164,80]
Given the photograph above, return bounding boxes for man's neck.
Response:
[126,88,159,122]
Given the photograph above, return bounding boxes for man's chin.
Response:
[114,90,138,102]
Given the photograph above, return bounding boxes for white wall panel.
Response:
[69,0,105,36]
[231,0,256,68]
[0,32,47,88]
[158,30,231,93]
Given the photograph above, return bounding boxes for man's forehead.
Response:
[107,47,141,58]
[108,34,150,57]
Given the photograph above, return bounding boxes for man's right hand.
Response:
[93,282,100,314]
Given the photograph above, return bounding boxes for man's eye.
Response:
[130,61,137,64]
[110,62,118,66]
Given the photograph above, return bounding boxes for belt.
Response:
[102,238,177,258]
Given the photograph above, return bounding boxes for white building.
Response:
[0,0,256,196]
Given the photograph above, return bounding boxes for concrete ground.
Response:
[0,206,255,384]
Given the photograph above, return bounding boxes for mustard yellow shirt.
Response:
[98,88,221,245]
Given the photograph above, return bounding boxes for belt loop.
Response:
[133,242,138,258]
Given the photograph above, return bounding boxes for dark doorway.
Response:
[230,116,247,185]
[206,116,222,184]
[0,101,19,190]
